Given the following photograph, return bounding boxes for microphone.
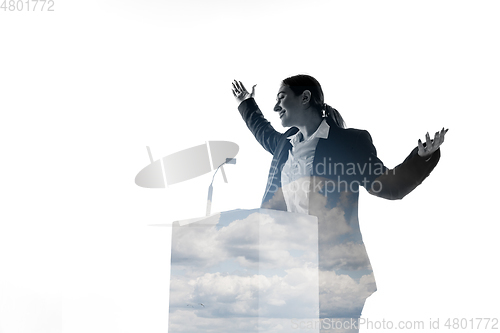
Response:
[206,158,236,216]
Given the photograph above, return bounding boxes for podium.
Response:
[168,208,320,333]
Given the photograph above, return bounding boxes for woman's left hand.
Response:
[418,128,448,158]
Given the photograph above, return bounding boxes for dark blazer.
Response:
[238,97,441,318]
[238,98,440,209]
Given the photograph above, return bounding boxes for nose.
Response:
[274,102,282,112]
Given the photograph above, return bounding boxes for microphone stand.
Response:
[206,158,236,216]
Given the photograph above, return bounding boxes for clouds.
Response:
[319,270,376,319]
[306,190,373,272]
[169,267,375,331]
[171,264,321,316]
[169,268,321,331]
[319,242,372,272]
[169,208,377,332]
[170,215,226,271]
[309,191,354,242]
[169,209,320,332]
[171,211,319,272]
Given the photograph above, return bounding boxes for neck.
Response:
[296,114,323,141]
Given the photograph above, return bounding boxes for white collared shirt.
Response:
[281,119,330,214]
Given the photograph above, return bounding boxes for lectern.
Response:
[168,208,320,333]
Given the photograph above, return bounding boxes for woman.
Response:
[232,75,446,330]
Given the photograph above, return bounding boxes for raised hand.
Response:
[418,128,448,159]
[232,80,256,105]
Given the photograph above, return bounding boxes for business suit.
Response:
[238,98,440,322]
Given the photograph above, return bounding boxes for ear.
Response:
[301,90,311,104]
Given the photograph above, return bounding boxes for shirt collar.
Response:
[287,119,330,146]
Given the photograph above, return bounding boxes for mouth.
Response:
[279,110,286,119]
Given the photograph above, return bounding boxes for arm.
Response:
[357,130,443,200]
[369,147,440,200]
[232,80,284,155]
[238,98,284,155]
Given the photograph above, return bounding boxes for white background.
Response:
[1,0,499,332]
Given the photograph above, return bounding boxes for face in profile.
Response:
[274,84,308,128]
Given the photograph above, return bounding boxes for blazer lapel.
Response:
[262,130,295,206]
[313,121,341,175]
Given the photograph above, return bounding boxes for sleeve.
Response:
[238,98,284,155]
[357,130,441,200]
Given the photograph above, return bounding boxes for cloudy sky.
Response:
[1,1,499,332]
[168,208,376,332]
[169,209,321,332]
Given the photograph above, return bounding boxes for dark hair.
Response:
[282,74,345,128]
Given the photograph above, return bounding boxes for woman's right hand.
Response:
[232,80,256,105]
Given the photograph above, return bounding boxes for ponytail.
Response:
[323,103,345,129]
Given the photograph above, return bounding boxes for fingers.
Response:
[433,131,439,146]
[439,127,448,145]
[233,80,243,90]
[418,131,434,157]
[420,127,448,154]
[432,127,449,148]
[239,81,248,93]
[439,128,444,145]
[418,138,425,155]
[425,132,432,150]
[232,80,258,102]
[231,81,239,94]
[232,80,249,94]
